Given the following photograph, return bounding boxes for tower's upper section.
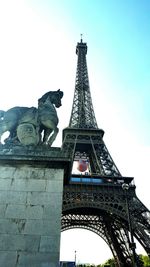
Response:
[69,38,98,129]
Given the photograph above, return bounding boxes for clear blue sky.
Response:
[0,0,150,264]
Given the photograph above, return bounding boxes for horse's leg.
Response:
[47,126,59,146]
[0,109,20,144]
[43,128,53,144]
[0,122,9,144]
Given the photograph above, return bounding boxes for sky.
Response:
[0,0,150,265]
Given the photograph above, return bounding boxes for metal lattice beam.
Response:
[62,183,150,266]
[61,39,150,266]
[69,39,98,129]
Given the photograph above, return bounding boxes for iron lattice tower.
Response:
[69,38,98,129]
[62,39,150,267]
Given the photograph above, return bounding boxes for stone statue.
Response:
[0,89,63,146]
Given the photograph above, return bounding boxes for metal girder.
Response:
[69,40,98,129]
[62,129,121,177]
[61,39,150,267]
[62,183,150,266]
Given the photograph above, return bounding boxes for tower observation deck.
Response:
[63,38,121,178]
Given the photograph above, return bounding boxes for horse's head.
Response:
[51,89,64,108]
[39,89,64,108]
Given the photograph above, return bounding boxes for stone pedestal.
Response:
[0,145,70,267]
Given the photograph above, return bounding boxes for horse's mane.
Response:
[38,89,63,105]
[38,91,52,104]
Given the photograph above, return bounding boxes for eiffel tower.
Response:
[61,38,150,267]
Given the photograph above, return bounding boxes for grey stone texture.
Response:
[0,252,18,267]
[0,146,70,267]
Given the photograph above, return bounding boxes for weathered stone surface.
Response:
[17,123,40,146]
[0,218,26,234]
[13,167,46,180]
[5,204,44,219]
[0,251,18,267]
[43,204,62,219]
[10,179,46,191]
[0,204,7,218]
[0,178,12,190]
[0,191,27,204]
[0,234,40,251]
[0,166,16,178]
[23,219,60,236]
[39,235,60,252]
[0,146,70,266]
[17,252,59,267]
[46,179,64,192]
[27,191,63,205]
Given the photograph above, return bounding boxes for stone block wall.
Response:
[0,149,68,267]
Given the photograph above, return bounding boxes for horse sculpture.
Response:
[0,89,63,146]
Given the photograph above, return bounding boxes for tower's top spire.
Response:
[69,39,98,129]
[76,36,87,55]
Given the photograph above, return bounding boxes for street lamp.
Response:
[122,183,137,267]
[74,250,77,267]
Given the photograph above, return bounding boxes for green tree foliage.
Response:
[101,258,115,267]
[77,255,150,267]
[141,255,150,266]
